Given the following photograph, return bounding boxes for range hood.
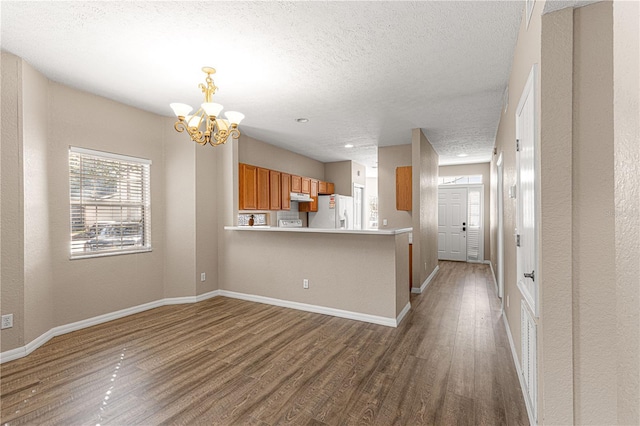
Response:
[290,192,313,202]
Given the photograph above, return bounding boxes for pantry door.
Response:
[438,187,467,261]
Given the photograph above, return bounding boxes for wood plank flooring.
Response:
[0,261,529,425]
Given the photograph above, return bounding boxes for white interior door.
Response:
[516,64,538,316]
[438,187,467,261]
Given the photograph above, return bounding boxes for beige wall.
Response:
[412,129,439,287]
[324,160,352,196]
[1,53,26,351]
[613,1,640,423]
[22,55,55,344]
[220,230,406,320]
[439,163,491,260]
[493,1,640,423]
[351,161,366,188]
[0,53,220,353]
[378,145,412,229]
[572,4,617,422]
[239,134,324,180]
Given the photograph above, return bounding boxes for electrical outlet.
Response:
[200,273,206,282]
[383,219,388,226]
[303,279,309,289]
[1,314,13,329]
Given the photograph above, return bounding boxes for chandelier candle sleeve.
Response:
[170,67,244,146]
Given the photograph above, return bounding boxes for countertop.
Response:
[224,226,412,236]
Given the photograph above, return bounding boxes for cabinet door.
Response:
[311,179,318,197]
[239,163,257,210]
[327,182,335,194]
[281,173,291,210]
[318,181,327,194]
[270,170,281,210]
[299,196,318,212]
[291,175,302,193]
[396,166,412,211]
[302,177,311,194]
[257,167,270,210]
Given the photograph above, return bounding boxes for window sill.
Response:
[70,248,153,260]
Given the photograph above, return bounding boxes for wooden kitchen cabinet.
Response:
[239,163,257,210]
[301,177,311,194]
[257,167,270,210]
[291,175,302,193]
[270,170,281,210]
[318,181,335,195]
[396,166,412,211]
[281,173,291,210]
[300,179,319,212]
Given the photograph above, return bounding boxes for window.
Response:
[438,175,483,185]
[69,147,151,258]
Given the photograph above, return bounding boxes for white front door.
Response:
[516,64,539,317]
[438,187,467,261]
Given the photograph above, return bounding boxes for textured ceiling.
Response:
[1,1,525,169]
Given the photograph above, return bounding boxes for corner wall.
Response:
[378,145,412,229]
[412,129,439,286]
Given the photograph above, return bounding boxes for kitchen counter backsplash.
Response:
[238,213,267,226]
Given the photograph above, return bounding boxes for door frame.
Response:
[497,152,505,299]
[516,63,540,317]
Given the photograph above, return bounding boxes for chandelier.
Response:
[170,67,244,146]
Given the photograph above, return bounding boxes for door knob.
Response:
[524,270,535,282]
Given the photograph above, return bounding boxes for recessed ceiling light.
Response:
[295,118,309,123]
[344,144,354,148]
[457,153,468,157]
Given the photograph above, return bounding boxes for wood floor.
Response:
[1,261,529,425]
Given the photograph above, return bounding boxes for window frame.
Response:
[69,147,152,259]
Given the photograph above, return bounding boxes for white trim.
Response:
[218,290,399,327]
[0,291,220,364]
[487,260,499,296]
[69,146,152,165]
[412,264,440,294]
[396,302,411,325]
[503,311,537,426]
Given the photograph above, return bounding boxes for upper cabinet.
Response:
[301,177,311,194]
[239,163,257,210]
[318,181,335,195]
[281,173,291,210]
[396,166,412,211]
[270,170,281,210]
[239,163,333,211]
[291,175,302,193]
[256,167,270,210]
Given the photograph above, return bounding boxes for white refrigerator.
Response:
[308,195,354,229]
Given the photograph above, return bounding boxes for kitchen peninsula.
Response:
[222,226,412,327]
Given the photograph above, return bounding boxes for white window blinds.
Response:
[69,147,151,258]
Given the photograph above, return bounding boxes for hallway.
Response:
[1,261,529,425]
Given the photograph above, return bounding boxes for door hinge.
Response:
[516,234,521,247]
[516,139,520,152]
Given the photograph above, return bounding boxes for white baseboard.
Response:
[487,260,500,296]
[502,311,537,426]
[1,288,399,363]
[411,264,440,294]
[218,290,399,327]
[396,301,411,325]
[0,290,220,364]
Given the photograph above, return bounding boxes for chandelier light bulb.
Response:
[170,103,193,117]
[201,102,224,117]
